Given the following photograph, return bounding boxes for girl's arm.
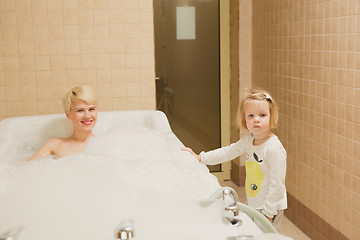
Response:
[182,136,249,165]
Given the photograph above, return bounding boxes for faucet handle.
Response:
[225,202,239,216]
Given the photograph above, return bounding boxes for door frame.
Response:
[212,0,231,181]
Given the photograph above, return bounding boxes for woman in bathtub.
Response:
[28,85,97,161]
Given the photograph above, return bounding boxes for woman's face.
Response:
[66,99,97,132]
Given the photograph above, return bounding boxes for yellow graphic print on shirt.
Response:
[245,153,264,198]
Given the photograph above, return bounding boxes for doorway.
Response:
[153,0,221,172]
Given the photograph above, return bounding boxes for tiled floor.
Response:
[220,180,311,240]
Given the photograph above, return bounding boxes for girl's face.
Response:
[244,100,271,138]
[66,99,97,132]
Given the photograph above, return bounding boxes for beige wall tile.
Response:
[110,40,125,54]
[94,9,109,24]
[32,0,47,10]
[21,86,37,101]
[111,83,127,97]
[48,25,64,40]
[3,41,18,57]
[64,26,80,40]
[0,10,16,25]
[62,0,78,10]
[65,55,81,70]
[65,40,80,55]
[4,72,20,87]
[66,70,82,85]
[140,68,155,82]
[139,39,154,53]
[139,53,154,68]
[19,56,35,71]
[22,100,38,115]
[18,41,34,56]
[3,57,19,71]
[93,0,109,9]
[79,10,94,24]
[51,71,66,85]
[47,0,62,9]
[38,100,53,113]
[80,40,96,54]
[5,87,22,101]
[15,10,32,25]
[124,39,139,54]
[95,84,112,98]
[112,97,127,110]
[140,82,155,97]
[110,24,125,39]
[94,25,110,40]
[253,1,360,238]
[81,55,96,69]
[20,71,36,86]
[96,69,111,83]
[96,55,111,69]
[7,101,22,116]
[111,69,126,83]
[126,82,140,97]
[63,10,79,25]
[81,70,97,84]
[36,71,51,85]
[0,0,154,121]
[47,10,63,25]
[95,40,110,54]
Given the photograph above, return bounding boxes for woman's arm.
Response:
[27,138,58,161]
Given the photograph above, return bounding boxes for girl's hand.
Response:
[181,147,201,162]
[266,216,273,222]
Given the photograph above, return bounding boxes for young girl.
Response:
[28,85,97,161]
[182,89,287,225]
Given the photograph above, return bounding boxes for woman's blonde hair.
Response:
[62,85,97,113]
[236,89,278,130]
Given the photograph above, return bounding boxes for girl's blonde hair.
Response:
[62,85,97,113]
[237,89,278,130]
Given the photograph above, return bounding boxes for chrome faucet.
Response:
[115,224,134,240]
[222,188,240,217]
[0,226,24,240]
[206,187,242,226]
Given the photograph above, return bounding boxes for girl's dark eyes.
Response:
[248,113,267,118]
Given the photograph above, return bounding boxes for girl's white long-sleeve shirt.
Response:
[200,134,287,218]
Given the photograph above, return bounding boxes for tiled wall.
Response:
[252,0,359,239]
[0,0,156,121]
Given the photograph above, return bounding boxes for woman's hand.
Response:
[181,147,201,162]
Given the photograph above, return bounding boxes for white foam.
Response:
[0,125,240,240]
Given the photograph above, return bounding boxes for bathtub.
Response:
[0,110,288,240]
